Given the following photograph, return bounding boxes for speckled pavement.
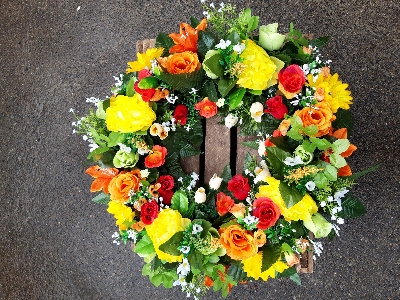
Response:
[0,1,399,299]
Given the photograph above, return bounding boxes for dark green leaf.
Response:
[227,262,247,282]
[171,190,189,215]
[269,136,301,153]
[289,273,302,285]
[265,147,290,176]
[243,152,254,173]
[241,141,259,149]
[159,231,184,256]
[179,143,201,158]
[197,31,216,59]
[155,33,174,56]
[276,266,297,278]
[228,87,246,110]
[345,164,379,181]
[337,194,366,218]
[159,68,205,94]
[226,31,240,45]
[261,244,281,272]
[190,16,200,28]
[203,53,224,78]
[310,36,330,49]
[188,250,204,272]
[218,77,237,97]
[221,164,232,182]
[197,219,212,238]
[332,108,354,136]
[91,192,110,205]
[203,80,219,102]
[279,181,304,208]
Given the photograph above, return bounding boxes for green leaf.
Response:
[198,219,212,239]
[197,31,216,59]
[287,127,304,141]
[158,68,204,94]
[226,31,240,45]
[310,137,331,151]
[265,147,291,176]
[330,153,347,168]
[303,124,318,136]
[243,152,254,173]
[345,164,379,181]
[126,77,136,97]
[91,192,110,205]
[324,164,337,181]
[247,16,259,32]
[207,254,220,264]
[221,164,232,182]
[150,273,163,287]
[261,244,281,272]
[158,231,184,256]
[276,266,297,278]
[190,16,200,28]
[279,181,303,208]
[218,77,237,97]
[134,234,155,256]
[107,132,125,147]
[142,262,152,276]
[171,190,189,215]
[188,250,204,272]
[332,108,354,136]
[228,87,246,110]
[289,273,302,285]
[241,141,259,149]
[248,89,262,95]
[313,172,329,189]
[155,33,175,56]
[203,53,224,78]
[332,139,350,154]
[203,80,218,102]
[302,139,316,153]
[179,143,201,158]
[138,76,159,89]
[310,36,330,48]
[337,194,366,218]
[227,261,247,283]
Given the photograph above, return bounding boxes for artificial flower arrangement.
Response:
[72,2,376,299]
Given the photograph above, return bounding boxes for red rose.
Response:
[278,65,305,99]
[194,97,217,118]
[138,69,152,80]
[216,192,235,216]
[157,175,175,205]
[144,145,167,168]
[252,197,280,230]
[140,201,159,225]
[264,95,288,119]
[173,104,189,125]
[227,174,251,200]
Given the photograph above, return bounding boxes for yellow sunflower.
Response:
[126,47,164,73]
[307,72,353,113]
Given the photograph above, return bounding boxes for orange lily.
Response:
[85,165,119,194]
[168,19,207,53]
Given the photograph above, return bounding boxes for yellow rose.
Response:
[242,251,289,280]
[256,177,318,222]
[106,94,156,133]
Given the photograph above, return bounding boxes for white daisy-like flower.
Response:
[180,245,191,254]
[305,181,316,191]
[173,274,187,287]
[233,43,245,54]
[192,224,203,235]
[177,258,191,276]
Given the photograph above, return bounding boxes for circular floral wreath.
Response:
[72,3,373,299]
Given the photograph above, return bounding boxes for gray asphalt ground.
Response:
[1,0,399,299]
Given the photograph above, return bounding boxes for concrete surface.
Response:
[0,0,399,299]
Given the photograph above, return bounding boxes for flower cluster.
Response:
[72,2,374,299]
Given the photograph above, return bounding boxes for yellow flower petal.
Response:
[242,251,289,280]
[126,48,164,73]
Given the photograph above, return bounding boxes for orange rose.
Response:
[294,101,336,137]
[144,145,167,168]
[157,51,201,74]
[108,169,142,203]
[254,229,267,247]
[216,192,234,216]
[220,224,258,260]
[194,97,217,118]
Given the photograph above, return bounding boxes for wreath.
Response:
[72,3,375,299]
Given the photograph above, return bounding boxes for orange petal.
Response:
[85,165,119,179]
[338,165,352,176]
[331,128,348,139]
[341,144,357,158]
[90,178,112,194]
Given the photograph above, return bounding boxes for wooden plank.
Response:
[204,117,230,183]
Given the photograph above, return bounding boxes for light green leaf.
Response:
[247,16,259,32]
[287,127,304,141]
[158,231,184,256]
[324,164,337,181]
[330,153,347,168]
[302,139,316,153]
[134,234,155,256]
[126,77,136,97]
[150,274,164,287]
[313,172,329,189]
[310,137,331,151]
[203,53,224,78]
[241,140,259,149]
[303,124,318,136]
[138,76,159,89]
[171,190,189,215]
[108,132,125,147]
[332,139,350,154]
[142,263,152,276]
[91,192,110,205]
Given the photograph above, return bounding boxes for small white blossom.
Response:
[166,94,178,104]
[233,43,245,54]
[140,169,150,178]
[224,113,238,128]
[69,108,74,113]
[203,11,210,18]
[185,125,191,131]
[173,275,187,287]
[216,98,225,107]
[191,172,199,180]
[320,201,326,207]
[210,2,215,8]
[178,177,183,183]
[337,218,344,224]
[242,215,259,227]
[88,143,99,152]
[192,224,203,235]
[177,258,191,276]
[127,230,138,243]
[284,155,304,166]
[215,39,231,50]
[305,181,316,191]
[118,143,131,153]
[189,88,198,95]
[180,246,191,254]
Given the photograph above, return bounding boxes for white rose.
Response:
[224,114,239,128]
[194,187,207,203]
[259,23,286,51]
[209,174,223,190]
[250,102,264,123]
[258,140,266,157]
